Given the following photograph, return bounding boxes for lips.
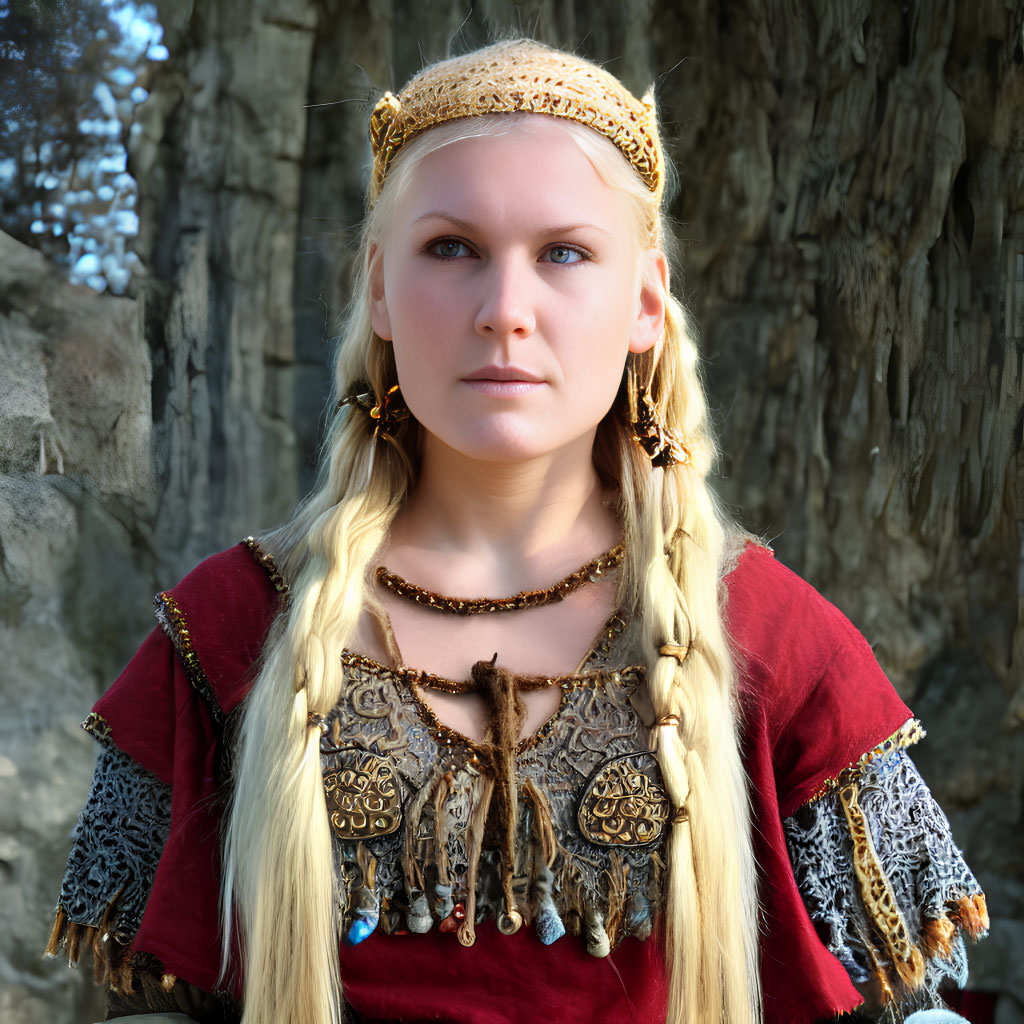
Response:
[462,365,545,383]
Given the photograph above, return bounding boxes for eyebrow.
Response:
[412,210,611,236]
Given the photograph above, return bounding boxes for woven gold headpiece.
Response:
[368,39,664,204]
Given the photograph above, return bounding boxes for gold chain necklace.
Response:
[374,542,624,615]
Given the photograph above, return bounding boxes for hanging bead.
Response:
[626,891,653,940]
[584,906,611,958]
[407,891,432,933]
[497,906,523,935]
[433,883,454,922]
[534,865,565,945]
[345,886,379,946]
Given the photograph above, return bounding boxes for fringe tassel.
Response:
[459,773,495,947]
[402,759,449,901]
[45,906,67,959]
[920,916,957,959]
[432,769,454,887]
[44,902,155,993]
[472,657,526,934]
[604,852,629,945]
[523,778,558,867]
[953,893,989,941]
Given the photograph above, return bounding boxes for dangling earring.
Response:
[337,382,410,448]
[626,362,691,469]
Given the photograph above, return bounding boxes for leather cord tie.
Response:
[656,714,680,728]
[308,712,329,734]
[658,643,690,663]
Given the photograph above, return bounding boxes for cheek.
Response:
[388,273,469,353]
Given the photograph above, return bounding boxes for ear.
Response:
[628,249,668,355]
[368,243,392,341]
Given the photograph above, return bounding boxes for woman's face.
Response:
[369,117,666,466]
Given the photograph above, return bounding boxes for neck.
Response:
[388,432,619,574]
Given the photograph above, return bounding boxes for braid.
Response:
[615,293,760,1024]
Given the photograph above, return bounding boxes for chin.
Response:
[427,422,595,466]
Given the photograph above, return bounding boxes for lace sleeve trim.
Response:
[46,744,174,994]
[784,748,988,1015]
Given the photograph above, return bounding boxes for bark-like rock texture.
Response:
[5,1,1022,1022]
[649,9,1024,1015]
[137,0,318,582]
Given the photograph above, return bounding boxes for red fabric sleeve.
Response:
[725,544,912,817]
[725,544,913,1023]
[86,543,282,994]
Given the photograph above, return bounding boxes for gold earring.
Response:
[627,364,691,469]
[337,383,410,446]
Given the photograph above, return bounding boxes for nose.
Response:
[473,255,536,341]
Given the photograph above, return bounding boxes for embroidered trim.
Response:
[337,654,482,761]
[805,718,925,805]
[328,648,661,955]
[82,711,114,745]
[584,611,628,664]
[839,774,925,994]
[242,536,290,595]
[154,591,224,725]
[784,748,988,1007]
[339,631,640,758]
[48,745,174,992]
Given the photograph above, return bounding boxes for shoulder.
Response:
[165,537,287,614]
[723,542,912,812]
[723,542,857,657]
[94,539,287,761]
[156,538,288,718]
[723,542,863,697]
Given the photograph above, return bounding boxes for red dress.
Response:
[49,541,982,1023]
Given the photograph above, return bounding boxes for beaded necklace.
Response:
[374,542,624,615]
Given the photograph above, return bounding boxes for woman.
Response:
[49,39,987,1024]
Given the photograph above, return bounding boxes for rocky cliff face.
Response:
[0,231,150,1024]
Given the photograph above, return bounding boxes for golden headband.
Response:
[368,40,664,204]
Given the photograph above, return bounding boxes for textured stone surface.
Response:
[0,231,151,1024]
[137,0,317,582]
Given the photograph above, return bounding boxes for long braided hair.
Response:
[222,53,760,1024]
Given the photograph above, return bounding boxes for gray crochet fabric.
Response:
[784,750,982,1015]
[57,744,172,944]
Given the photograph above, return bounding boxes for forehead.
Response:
[390,116,634,233]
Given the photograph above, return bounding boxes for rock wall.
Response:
[0,232,150,1024]
[647,8,1024,1015]
[136,0,318,582]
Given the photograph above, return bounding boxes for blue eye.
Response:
[430,238,469,259]
[545,246,584,265]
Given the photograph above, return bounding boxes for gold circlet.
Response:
[375,543,624,615]
[368,40,664,202]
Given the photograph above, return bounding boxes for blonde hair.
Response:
[222,69,760,1024]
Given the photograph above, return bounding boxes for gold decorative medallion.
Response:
[577,752,669,847]
[323,750,403,840]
